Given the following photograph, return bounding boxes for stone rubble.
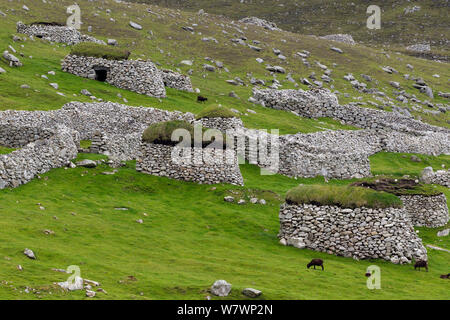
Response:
[16,22,105,45]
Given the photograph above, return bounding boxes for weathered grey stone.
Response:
[242,288,262,298]
[211,280,232,296]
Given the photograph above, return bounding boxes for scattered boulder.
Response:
[2,50,22,67]
[330,47,343,54]
[224,196,234,203]
[58,276,83,291]
[211,280,232,297]
[437,229,449,237]
[76,159,97,168]
[129,21,142,30]
[242,288,262,298]
[107,39,117,46]
[23,248,36,259]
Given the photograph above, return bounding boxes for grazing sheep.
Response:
[365,272,372,277]
[414,260,428,272]
[440,274,449,279]
[197,95,208,102]
[307,259,324,271]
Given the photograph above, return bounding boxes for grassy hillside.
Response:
[137,0,450,53]
[0,0,449,129]
[0,0,449,300]
[0,154,449,300]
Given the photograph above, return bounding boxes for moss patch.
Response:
[285,184,403,209]
[195,105,237,119]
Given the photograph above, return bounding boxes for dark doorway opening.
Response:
[93,66,109,82]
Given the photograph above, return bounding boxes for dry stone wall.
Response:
[278,203,428,264]
[0,124,55,148]
[62,55,167,98]
[420,167,449,187]
[252,88,449,135]
[400,194,449,228]
[195,117,244,133]
[0,102,193,161]
[160,69,194,92]
[0,126,78,189]
[137,143,244,185]
[17,22,105,45]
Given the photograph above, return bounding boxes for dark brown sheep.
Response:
[197,95,208,102]
[414,260,428,272]
[307,259,324,271]
[365,272,372,277]
[439,274,449,279]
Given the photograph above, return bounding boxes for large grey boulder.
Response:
[129,21,142,30]
[437,229,449,237]
[420,167,434,184]
[242,288,262,298]
[76,159,97,168]
[2,50,22,67]
[58,276,83,291]
[24,248,36,259]
[211,280,232,297]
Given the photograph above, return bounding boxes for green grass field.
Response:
[0,0,448,300]
[0,154,448,300]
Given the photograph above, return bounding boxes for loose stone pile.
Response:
[239,17,281,31]
[278,203,428,264]
[136,143,244,185]
[16,22,105,45]
[62,55,167,98]
[400,194,449,228]
[320,34,356,45]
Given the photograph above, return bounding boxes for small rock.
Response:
[224,196,234,203]
[24,248,36,259]
[242,288,262,298]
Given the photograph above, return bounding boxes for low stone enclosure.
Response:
[0,97,448,190]
[400,194,449,228]
[136,144,244,186]
[278,178,449,264]
[279,203,428,264]
[16,21,105,45]
[61,55,194,98]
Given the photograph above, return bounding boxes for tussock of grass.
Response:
[142,120,194,146]
[142,120,227,147]
[0,146,16,155]
[195,105,237,119]
[285,184,403,209]
[70,43,130,60]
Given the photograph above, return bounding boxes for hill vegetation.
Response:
[137,0,450,55]
[0,0,448,300]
